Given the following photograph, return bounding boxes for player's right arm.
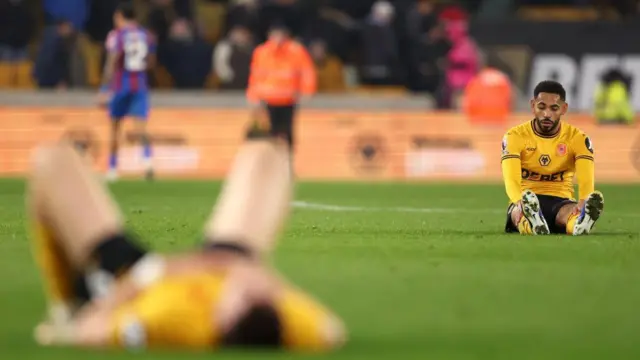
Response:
[500,131,524,204]
[277,285,347,351]
[572,131,595,201]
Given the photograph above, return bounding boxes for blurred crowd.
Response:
[0,0,638,109]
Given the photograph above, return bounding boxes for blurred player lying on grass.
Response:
[27,131,346,351]
[501,80,604,236]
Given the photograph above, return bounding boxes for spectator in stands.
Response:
[161,18,213,89]
[214,25,255,90]
[0,0,33,63]
[148,0,194,43]
[406,0,439,45]
[84,0,119,43]
[404,0,450,94]
[43,0,89,31]
[308,39,346,93]
[442,18,479,109]
[594,68,635,125]
[302,5,357,64]
[359,1,400,86]
[33,19,86,89]
[329,0,379,19]
[34,0,89,89]
[257,0,307,42]
[223,0,261,37]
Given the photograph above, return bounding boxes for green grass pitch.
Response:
[1,179,640,360]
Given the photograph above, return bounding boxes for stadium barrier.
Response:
[0,107,638,182]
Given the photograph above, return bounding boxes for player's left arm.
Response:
[100,31,122,93]
[573,132,595,200]
[33,305,114,348]
[33,254,169,348]
[34,300,136,349]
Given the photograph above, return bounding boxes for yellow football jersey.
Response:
[501,120,594,201]
[109,272,334,351]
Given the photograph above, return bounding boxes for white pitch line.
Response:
[292,201,503,214]
[292,201,638,219]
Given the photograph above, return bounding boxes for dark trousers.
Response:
[266,104,296,149]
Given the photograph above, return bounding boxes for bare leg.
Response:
[555,203,578,229]
[133,119,154,180]
[204,138,292,257]
[509,202,535,235]
[510,203,523,226]
[29,142,125,269]
[107,120,120,181]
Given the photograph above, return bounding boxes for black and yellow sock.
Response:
[566,213,578,235]
[517,216,534,235]
[90,233,147,278]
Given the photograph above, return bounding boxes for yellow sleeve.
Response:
[277,288,337,352]
[573,133,595,200]
[501,132,524,204]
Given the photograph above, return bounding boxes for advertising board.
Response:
[0,108,637,182]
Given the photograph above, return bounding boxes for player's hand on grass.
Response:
[34,322,57,346]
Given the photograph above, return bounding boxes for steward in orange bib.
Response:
[246,23,317,151]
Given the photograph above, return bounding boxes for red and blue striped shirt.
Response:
[105,26,156,93]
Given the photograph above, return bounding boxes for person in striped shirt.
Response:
[98,3,156,181]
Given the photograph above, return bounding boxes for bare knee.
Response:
[28,142,88,211]
[30,142,77,177]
